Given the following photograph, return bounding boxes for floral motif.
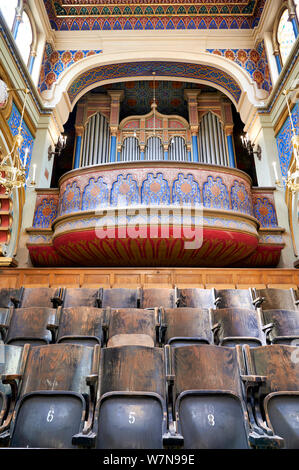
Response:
[33,199,58,228]
[141,173,170,205]
[231,180,252,215]
[111,174,139,206]
[82,177,109,210]
[203,176,230,210]
[60,182,81,215]
[253,198,278,228]
[172,173,201,206]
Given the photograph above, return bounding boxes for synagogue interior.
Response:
[0,0,298,450]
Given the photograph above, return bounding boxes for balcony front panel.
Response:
[26,162,284,268]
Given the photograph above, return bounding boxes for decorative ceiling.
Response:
[44,0,266,31]
[91,81,214,120]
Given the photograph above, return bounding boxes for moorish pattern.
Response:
[43,0,265,31]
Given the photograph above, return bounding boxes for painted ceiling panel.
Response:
[44,0,266,30]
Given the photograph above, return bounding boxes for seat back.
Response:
[253,288,298,311]
[214,289,254,309]
[163,308,213,346]
[141,288,178,309]
[262,309,299,344]
[211,307,264,347]
[100,288,140,308]
[10,343,99,448]
[0,288,22,308]
[107,309,157,347]
[171,344,249,449]
[244,344,299,448]
[5,308,56,346]
[177,288,215,309]
[95,346,166,449]
[62,288,100,308]
[57,307,105,346]
[20,288,60,308]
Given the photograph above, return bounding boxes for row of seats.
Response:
[1,306,298,348]
[1,287,299,310]
[0,343,298,449]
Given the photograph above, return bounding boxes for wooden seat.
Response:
[214,289,255,309]
[252,288,299,311]
[74,346,167,449]
[262,309,299,345]
[244,345,299,449]
[177,288,216,309]
[169,344,282,449]
[161,307,213,346]
[0,344,28,444]
[0,289,22,308]
[19,288,63,309]
[53,307,105,346]
[99,288,140,309]
[8,343,100,448]
[62,288,100,308]
[210,307,265,347]
[4,308,57,346]
[140,288,179,309]
[106,308,158,348]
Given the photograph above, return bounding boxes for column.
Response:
[288,0,299,38]
[274,50,282,74]
[164,144,168,161]
[140,145,145,161]
[73,126,83,169]
[225,126,236,168]
[184,90,200,163]
[191,132,199,162]
[247,114,295,267]
[108,90,124,164]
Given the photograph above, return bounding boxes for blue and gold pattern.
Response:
[82,177,109,210]
[141,173,170,205]
[172,173,201,205]
[67,61,242,104]
[203,176,230,210]
[33,199,58,228]
[60,182,81,215]
[276,103,299,183]
[111,174,139,206]
[7,102,34,180]
[253,198,278,228]
[231,180,252,215]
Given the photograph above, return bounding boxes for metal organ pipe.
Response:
[121,137,140,162]
[198,112,229,167]
[80,113,110,167]
[168,136,187,161]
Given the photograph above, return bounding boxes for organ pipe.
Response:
[81,113,110,167]
[198,112,229,167]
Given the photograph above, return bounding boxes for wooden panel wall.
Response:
[0,268,298,289]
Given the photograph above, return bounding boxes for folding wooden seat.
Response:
[177,288,216,309]
[19,287,64,308]
[99,288,140,309]
[0,289,22,308]
[8,343,100,448]
[168,344,282,449]
[214,289,256,309]
[62,288,101,308]
[262,309,299,345]
[211,307,265,347]
[161,308,213,346]
[252,288,299,311]
[244,344,299,449]
[140,288,179,309]
[51,307,106,346]
[106,308,159,348]
[4,308,57,346]
[0,344,29,443]
[73,346,167,449]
